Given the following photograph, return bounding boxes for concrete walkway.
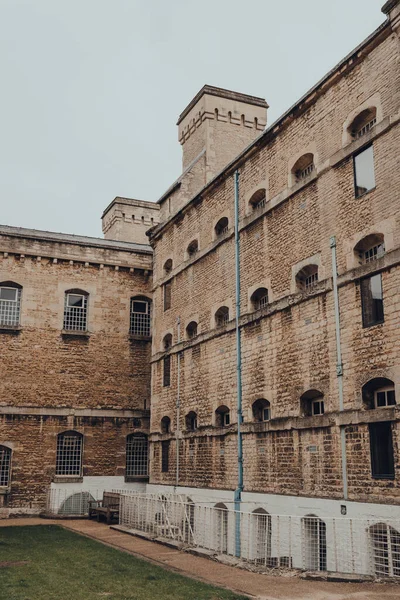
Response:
[1,518,400,600]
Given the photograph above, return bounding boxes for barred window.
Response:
[215,306,229,327]
[249,189,267,211]
[126,433,148,478]
[0,282,22,327]
[63,290,88,332]
[0,446,12,487]
[56,431,83,476]
[296,265,318,292]
[215,217,229,237]
[369,523,400,578]
[355,234,385,265]
[349,108,377,140]
[251,288,269,311]
[292,153,315,184]
[130,296,151,337]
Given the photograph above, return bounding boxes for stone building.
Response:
[0,0,399,572]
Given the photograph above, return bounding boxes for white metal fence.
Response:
[119,492,400,580]
[46,488,103,516]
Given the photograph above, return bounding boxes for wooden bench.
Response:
[88,492,120,525]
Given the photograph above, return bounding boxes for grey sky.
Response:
[0,0,384,238]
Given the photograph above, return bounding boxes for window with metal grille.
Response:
[161,440,170,472]
[354,145,375,197]
[163,355,171,387]
[249,189,267,211]
[0,284,22,327]
[215,217,229,237]
[302,515,327,571]
[292,153,315,185]
[56,431,83,476]
[369,523,400,578]
[355,234,385,266]
[126,433,148,478]
[349,108,377,140]
[296,265,318,292]
[63,291,88,331]
[215,306,229,327]
[361,274,384,327]
[0,446,11,487]
[364,244,385,263]
[163,282,171,311]
[369,422,395,480]
[130,297,151,337]
[251,288,269,311]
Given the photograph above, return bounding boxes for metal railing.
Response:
[118,492,400,580]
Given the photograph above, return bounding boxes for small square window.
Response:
[312,399,324,416]
[354,146,375,197]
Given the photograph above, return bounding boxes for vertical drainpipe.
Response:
[330,236,348,500]
[176,316,181,489]
[234,170,243,557]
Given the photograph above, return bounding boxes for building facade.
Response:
[0,0,399,574]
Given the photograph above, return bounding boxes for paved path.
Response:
[1,518,400,600]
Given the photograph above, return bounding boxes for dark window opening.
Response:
[361,274,384,327]
[186,321,198,339]
[216,406,230,427]
[252,399,271,422]
[186,411,198,432]
[161,416,171,434]
[215,217,229,237]
[161,440,170,472]
[369,422,395,480]
[163,282,172,311]
[163,355,171,387]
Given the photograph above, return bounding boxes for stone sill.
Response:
[53,476,83,483]
[61,330,90,339]
[125,476,149,483]
[0,325,21,335]
[0,487,10,495]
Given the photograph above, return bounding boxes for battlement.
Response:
[102,197,160,245]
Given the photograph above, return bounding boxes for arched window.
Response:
[349,107,377,140]
[186,411,198,432]
[215,306,229,327]
[186,321,198,339]
[216,405,230,427]
[56,431,83,477]
[369,523,400,578]
[63,289,88,332]
[252,399,271,422]
[300,390,324,417]
[163,259,173,274]
[249,189,267,211]
[214,503,228,553]
[251,288,269,310]
[0,281,22,327]
[163,333,173,351]
[187,240,199,258]
[130,296,151,337]
[161,416,171,434]
[296,265,318,292]
[0,445,12,487]
[215,217,229,237]
[354,234,385,265]
[126,433,148,478]
[292,154,315,184]
[302,515,327,571]
[252,509,271,564]
[362,378,396,410]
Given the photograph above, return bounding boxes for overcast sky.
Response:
[0,0,384,238]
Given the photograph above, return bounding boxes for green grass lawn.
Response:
[0,526,247,600]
